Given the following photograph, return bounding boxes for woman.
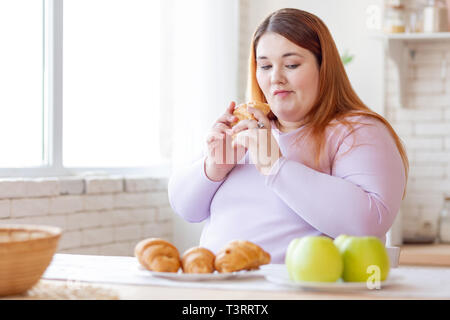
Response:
[168,8,408,263]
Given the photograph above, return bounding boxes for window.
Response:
[63,0,161,167]
[0,0,167,177]
[0,0,44,167]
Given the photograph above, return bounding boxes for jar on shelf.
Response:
[438,194,450,243]
[405,1,425,33]
[384,0,407,33]
[423,0,449,32]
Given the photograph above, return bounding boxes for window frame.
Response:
[0,0,170,178]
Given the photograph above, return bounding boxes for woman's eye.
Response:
[260,65,272,70]
[286,64,300,69]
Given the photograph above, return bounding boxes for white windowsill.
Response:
[0,162,172,179]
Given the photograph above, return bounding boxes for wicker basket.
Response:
[0,224,62,297]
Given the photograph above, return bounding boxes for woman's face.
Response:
[256,32,320,129]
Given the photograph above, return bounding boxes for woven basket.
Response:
[0,224,62,297]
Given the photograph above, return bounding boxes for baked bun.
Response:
[134,238,181,273]
[181,247,216,274]
[214,240,271,273]
[231,101,271,127]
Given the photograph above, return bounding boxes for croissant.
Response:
[214,240,271,273]
[231,101,271,127]
[134,238,181,273]
[181,247,216,274]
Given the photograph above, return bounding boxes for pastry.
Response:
[181,247,216,274]
[134,238,181,273]
[214,240,271,273]
[231,101,271,127]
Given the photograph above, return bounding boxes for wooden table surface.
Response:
[399,244,450,267]
[78,280,415,300]
[2,253,450,300]
[20,270,450,300]
[1,278,427,300]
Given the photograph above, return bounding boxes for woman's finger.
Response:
[219,101,237,123]
[226,101,237,114]
[231,130,250,150]
[230,119,258,136]
[247,106,271,129]
[213,122,233,134]
[210,101,238,129]
[206,130,225,144]
[215,113,237,127]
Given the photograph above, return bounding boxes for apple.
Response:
[333,234,351,250]
[337,236,390,282]
[285,236,343,282]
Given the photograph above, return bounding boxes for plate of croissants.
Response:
[134,238,271,281]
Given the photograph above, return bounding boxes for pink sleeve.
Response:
[167,156,225,223]
[265,121,406,239]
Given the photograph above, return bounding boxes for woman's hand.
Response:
[204,101,247,181]
[230,105,282,176]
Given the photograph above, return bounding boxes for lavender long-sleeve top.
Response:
[168,116,406,263]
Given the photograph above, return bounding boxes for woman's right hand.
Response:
[204,101,247,181]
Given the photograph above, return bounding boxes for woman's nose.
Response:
[270,67,286,85]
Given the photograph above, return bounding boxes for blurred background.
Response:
[0,0,449,256]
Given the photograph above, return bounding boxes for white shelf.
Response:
[374,32,450,41]
[373,32,450,108]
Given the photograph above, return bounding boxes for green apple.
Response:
[333,234,351,250]
[285,236,343,282]
[339,236,390,282]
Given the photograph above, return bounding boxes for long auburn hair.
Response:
[246,8,408,198]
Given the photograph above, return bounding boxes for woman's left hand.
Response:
[230,105,282,175]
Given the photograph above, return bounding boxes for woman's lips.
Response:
[274,91,292,98]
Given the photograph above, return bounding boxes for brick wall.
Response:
[0,176,174,256]
[386,41,450,241]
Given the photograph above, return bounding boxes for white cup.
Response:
[386,246,401,268]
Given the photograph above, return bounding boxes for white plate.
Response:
[265,271,402,291]
[135,265,263,281]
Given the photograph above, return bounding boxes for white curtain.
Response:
[161,0,239,252]
[161,0,239,171]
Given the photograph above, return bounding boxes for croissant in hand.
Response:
[231,101,271,127]
[181,247,216,274]
[214,240,271,273]
[134,238,181,273]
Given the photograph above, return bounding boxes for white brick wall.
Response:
[85,176,123,194]
[59,177,85,195]
[385,41,450,242]
[0,200,10,218]
[0,176,174,256]
[11,198,50,218]
[49,195,84,215]
[402,137,443,151]
[0,179,26,199]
